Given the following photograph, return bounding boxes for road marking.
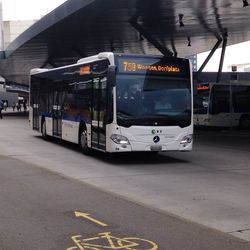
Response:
[67,232,158,250]
[74,211,108,227]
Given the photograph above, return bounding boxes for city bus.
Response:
[194,82,250,129]
[29,52,193,154]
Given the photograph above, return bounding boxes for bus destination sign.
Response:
[116,57,189,77]
[122,61,180,73]
[197,84,209,91]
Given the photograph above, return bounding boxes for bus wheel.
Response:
[239,115,250,129]
[41,120,48,140]
[79,128,90,154]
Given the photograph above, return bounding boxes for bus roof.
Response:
[30,52,114,76]
[31,52,189,76]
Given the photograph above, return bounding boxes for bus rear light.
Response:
[110,134,130,145]
[180,134,193,145]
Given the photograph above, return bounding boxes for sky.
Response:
[2,0,67,20]
[1,0,250,71]
[198,41,250,72]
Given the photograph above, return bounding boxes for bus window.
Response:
[233,86,250,113]
[209,85,230,114]
[194,91,209,114]
[74,79,92,121]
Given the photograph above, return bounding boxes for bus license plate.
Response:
[150,145,162,151]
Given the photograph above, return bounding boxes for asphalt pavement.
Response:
[0,115,250,249]
[0,154,249,250]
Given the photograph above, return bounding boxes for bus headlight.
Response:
[110,134,130,145]
[180,134,193,145]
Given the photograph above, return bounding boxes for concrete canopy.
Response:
[0,0,250,85]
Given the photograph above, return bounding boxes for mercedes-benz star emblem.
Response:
[153,136,160,143]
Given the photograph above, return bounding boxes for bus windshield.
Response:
[116,74,191,127]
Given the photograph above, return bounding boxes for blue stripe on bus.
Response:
[41,112,52,118]
[40,112,90,123]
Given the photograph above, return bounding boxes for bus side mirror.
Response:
[107,66,116,87]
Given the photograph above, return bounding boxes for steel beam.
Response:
[216,31,228,83]
[129,14,173,57]
[197,39,222,74]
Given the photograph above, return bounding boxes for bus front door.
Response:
[52,91,62,137]
[32,84,39,130]
[91,77,107,151]
[33,104,39,130]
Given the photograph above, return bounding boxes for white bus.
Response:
[29,52,193,154]
[194,82,250,129]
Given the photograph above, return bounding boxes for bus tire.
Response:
[79,126,91,154]
[239,115,250,129]
[41,119,48,140]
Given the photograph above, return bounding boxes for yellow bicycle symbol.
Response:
[67,232,158,250]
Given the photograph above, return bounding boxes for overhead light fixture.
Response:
[243,0,249,7]
[187,36,191,47]
[179,14,184,27]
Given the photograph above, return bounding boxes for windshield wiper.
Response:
[141,114,172,119]
[117,112,143,122]
[117,111,134,118]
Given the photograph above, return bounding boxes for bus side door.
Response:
[91,77,107,150]
[31,83,40,130]
[52,88,63,137]
[209,85,231,126]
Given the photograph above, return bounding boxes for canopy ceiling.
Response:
[0,0,250,84]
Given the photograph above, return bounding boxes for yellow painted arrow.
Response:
[74,211,108,227]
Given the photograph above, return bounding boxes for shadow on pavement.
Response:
[33,134,189,165]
